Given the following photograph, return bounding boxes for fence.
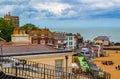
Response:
[0,56,110,79]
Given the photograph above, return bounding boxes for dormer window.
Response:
[41,34,45,37]
[33,34,37,39]
[34,34,37,36]
[41,34,45,38]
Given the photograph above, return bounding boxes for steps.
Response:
[0,71,27,79]
[0,57,97,79]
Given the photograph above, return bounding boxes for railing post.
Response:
[68,73,70,79]
[44,64,45,79]
[15,63,18,76]
[65,55,68,79]
[22,61,24,77]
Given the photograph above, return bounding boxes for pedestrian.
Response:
[115,66,117,70]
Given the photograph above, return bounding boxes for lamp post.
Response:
[65,55,68,79]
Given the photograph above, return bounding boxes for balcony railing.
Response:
[0,56,111,79]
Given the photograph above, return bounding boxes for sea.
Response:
[51,27,120,43]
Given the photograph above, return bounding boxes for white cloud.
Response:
[79,0,120,9]
[0,0,120,20]
[31,2,72,16]
[91,2,114,9]
[75,0,120,17]
[0,5,15,15]
[80,0,120,3]
[67,10,76,16]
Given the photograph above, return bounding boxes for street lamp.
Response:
[65,55,68,79]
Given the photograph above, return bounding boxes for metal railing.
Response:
[0,56,111,79]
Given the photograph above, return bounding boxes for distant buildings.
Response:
[3,12,83,49]
[11,27,83,50]
[94,36,110,46]
[74,33,83,49]
[65,33,76,49]
[29,28,55,45]
[54,32,66,48]
[4,12,19,27]
[11,27,30,44]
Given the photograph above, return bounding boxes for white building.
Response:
[65,33,76,49]
[94,36,110,46]
[11,28,30,44]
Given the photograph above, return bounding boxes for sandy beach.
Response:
[93,50,120,79]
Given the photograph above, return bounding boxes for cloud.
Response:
[0,5,15,15]
[31,2,72,16]
[0,0,120,20]
[79,0,120,9]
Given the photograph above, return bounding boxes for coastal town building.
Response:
[94,36,110,46]
[4,12,19,27]
[74,33,83,49]
[54,32,66,48]
[65,33,76,49]
[29,28,55,45]
[0,44,72,73]
[11,27,30,44]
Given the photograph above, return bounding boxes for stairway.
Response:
[0,57,95,79]
[0,71,27,79]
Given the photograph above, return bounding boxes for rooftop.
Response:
[0,44,72,56]
[94,36,109,41]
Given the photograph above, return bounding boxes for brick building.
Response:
[29,28,55,45]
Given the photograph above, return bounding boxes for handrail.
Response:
[0,56,111,79]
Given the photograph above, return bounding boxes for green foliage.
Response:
[20,23,39,34]
[85,67,91,73]
[82,58,87,61]
[78,53,83,57]
[0,18,15,42]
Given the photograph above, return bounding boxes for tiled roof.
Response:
[29,28,54,36]
[66,33,73,36]
[54,32,66,40]
[94,36,109,41]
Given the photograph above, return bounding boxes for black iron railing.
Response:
[0,56,111,79]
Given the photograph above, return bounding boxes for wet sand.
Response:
[93,50,120,79]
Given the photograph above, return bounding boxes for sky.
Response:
[0,0,120,42]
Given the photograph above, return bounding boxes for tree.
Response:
[0,18,15,42]
[20,23,39,34]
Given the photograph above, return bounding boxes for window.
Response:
[66,42,68,45]
[48,39,51,43]
[69,42,72,45]
[41,34,45,38]
[69,37,73,40]
[41,34,44,37]
[55,59,63,72]
[40,40,45,45]
[33,40,38,44]
[66,37,68,40]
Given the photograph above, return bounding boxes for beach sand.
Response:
[93,50,120,79]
